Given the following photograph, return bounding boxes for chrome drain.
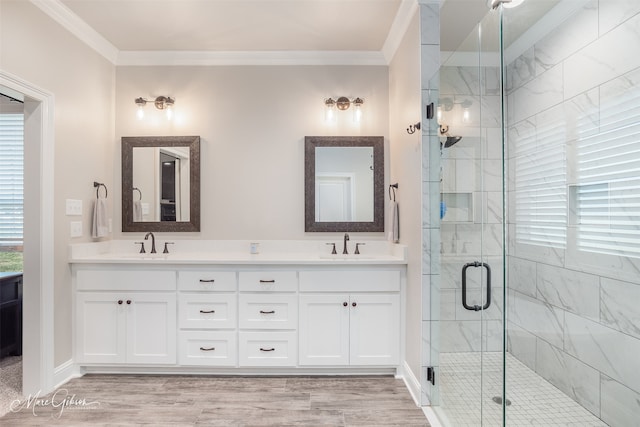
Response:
[492,396,512,406]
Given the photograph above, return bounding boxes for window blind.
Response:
[514,120,567,248]
[0,113,24,246]
[576,88,640,258]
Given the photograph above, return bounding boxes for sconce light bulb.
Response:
[325,98,336,123]
[436,106,442,123]
[136,105,145,120]
[353,97,363,124]
[462,107,470,124]
[166,104,174,120]
[354,105,362,123]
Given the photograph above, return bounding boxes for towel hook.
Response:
[132,187,142,201]
[93,181,108,199]
[389,183,398,201]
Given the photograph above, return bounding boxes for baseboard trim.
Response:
[423,406,444,427]
[399,360,421,407]
[53,359,81,389]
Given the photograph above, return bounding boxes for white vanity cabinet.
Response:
[75,269,177,365]
[238,271,298,367]
[298,270,400,366]
[70,251,406,374]
[177,270,238,366]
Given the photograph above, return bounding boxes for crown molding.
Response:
[382,0,420,64]
[30,0,119,64]
[116,50,387,66]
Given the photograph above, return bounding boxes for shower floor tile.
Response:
[436,352,609,426]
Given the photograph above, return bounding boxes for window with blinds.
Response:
[576,87,640,259]
[514,120,567,249]
[0,113,24,246]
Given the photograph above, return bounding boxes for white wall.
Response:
[114,65,389,240]
[389,11,422,389]
[0,1,115,366]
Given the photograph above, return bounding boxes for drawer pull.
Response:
[260,347,275,352]
[127,300,132,305]
[199,309,215,314]
[199,279,215,283]
[259,279,276,283]
[199,346,215,351]
[259,310,275,314]
[352,302,357,307]
[117,300,123,305]
[343,302,348,307]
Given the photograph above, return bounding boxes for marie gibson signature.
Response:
[10,388,101,418]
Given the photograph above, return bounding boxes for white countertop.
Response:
[68,240,408,265]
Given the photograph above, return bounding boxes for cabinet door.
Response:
[299,294,349,366]
[76,292,126,364]
[126,293,177,364]
[349,293,400,366]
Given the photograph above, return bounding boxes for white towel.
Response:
[388,201,399,243]
[133,199,143,222]
[92,197,109,238]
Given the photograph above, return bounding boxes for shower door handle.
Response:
[461,261,491,311]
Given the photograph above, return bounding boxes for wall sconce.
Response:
[134,96,175,120]
[324,96,364,123]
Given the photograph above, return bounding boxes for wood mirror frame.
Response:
[122,135,200,232]
[304,136,384,232]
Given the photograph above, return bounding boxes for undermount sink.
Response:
[109,253,170,260]
[317,254,383,260]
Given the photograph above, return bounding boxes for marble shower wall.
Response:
[438,60,504,355]
[505,2,640,426]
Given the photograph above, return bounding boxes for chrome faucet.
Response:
[144,232,156,254]
[343,233,350,254]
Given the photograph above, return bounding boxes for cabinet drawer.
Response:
[178,271,236,291]
[299,270,400,292]
[239,294,297,329]
[77,269,176,291]
[178,331,237,366]
[238,271,297,292]
[239,331,297,367]
[178,294,237,329]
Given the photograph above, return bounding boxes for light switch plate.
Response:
[66,199,83,216]
[70,221,82,238]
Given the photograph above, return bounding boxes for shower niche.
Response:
[440,192,473,223]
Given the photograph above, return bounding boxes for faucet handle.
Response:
[326,243,337,255]
[355,243,365,255]
[135,242,146,253]
[163,242,174,254]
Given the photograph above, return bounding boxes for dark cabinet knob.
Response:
[126,300,132,305]
[352,302,357,307]
[117,300,123,305]
[343,302,348,307]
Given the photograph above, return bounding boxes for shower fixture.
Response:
[439,124,462,148]
[489,0,525,9]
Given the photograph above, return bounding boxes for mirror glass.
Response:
[305,136,384,232]
[122,136,200,232]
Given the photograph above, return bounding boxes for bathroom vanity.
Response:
[70,240,406,375]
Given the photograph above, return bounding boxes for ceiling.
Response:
[60,0,404,52]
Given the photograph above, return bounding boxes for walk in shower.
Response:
[424,1,640,426]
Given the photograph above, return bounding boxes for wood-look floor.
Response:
[0,375,429,426]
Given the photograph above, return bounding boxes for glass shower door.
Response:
[430,6,506,426]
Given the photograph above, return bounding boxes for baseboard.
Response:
[423,406,444,427]
[53,359,82,389]
[398,360,422,407]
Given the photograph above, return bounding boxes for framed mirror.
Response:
[122,136,200,232]
[305,136,384,232]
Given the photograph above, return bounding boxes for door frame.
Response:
[0,70,55,395]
